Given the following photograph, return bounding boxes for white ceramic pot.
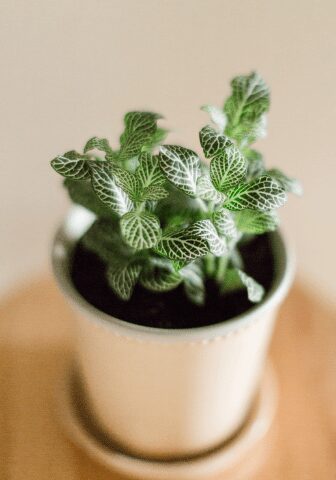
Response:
[52,206,294,460]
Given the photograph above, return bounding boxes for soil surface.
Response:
[71,234,275,329]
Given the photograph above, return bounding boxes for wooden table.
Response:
[0,277,335,479]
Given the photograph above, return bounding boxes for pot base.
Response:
[56,361,278,480]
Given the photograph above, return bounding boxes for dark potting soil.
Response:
[71,234,275,329]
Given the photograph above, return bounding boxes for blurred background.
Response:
[0,0,335,307]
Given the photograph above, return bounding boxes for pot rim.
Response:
[51,206,295,342]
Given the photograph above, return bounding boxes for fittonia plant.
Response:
[51,72,301,306]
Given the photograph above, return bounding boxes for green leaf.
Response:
[237,269,265,303]
[144,199,158,212]
[119,111,160,161]
[90,163,133,216]
[244,114,267,145]
[64,179,116,218]
[225,175,287,211]
[156,185,203,226]
[81,218,131,264]
[111,165,140,200]
[181,262,205,305]
[156,226,209,261]
[84,137,113,155]
[231,114,268,147]
[201,105,227,133]
[172,259,188,271]
[187,220,227,256]
[136,153,166,188]
[196,174,226,204]
[267,169,303,196]
[236,209,279,234]
[120,211,161,250]
[142,128,169,152]
[159,145,201,196]
[139,185,169,201]
[212,208,238,238]
[140,264,182,292]
[107,262,142,301]
[224,72,270,144]
[135,153,169,200]
[199,125,233,160]
[51,151,91,180]
[224,71,270,121]
[244,148,265,179]
[210,145,247,192]
[223,268,244,292]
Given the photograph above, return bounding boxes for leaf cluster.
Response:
[51,72,302,306]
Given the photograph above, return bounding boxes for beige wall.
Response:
[1,0,335,307]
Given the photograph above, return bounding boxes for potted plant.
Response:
[51,72,301,462]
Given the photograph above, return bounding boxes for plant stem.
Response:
[136,202,145,213]
[204,254,216,278]
[216,255,229,288]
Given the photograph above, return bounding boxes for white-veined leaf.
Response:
[201,105,227,133]
[244,113,267,145]
[111,165,140,200]
[224,72,270,143]
[51,151,91,180]
[84,137,113,155]
[144,200,157,212]
[159,145,201,196]
[267,169,303,196]
[225,72,270,118]
[236,209,279,234]
[136,153,166,188]
[135,153,169,201]
[231,114,268,148]
[212,208,238,238]
[119,111,161,161]
[237,269,265,303]
[120,211,161,250]
[199,125,233,159]
[180,262,205,305]
[196,174,226,204]
[225,175,287,211]
[64,179,116,217]
[140,264,182,292]
[172,259,188,271]
[210,145,247,192]
[156,226,209,261]
[140,185,169,201]
[82,218,132,264]
[187,220,227,256]
[107,262,142,301]
[142,128,169,152]
[90,163,133,216]
[244,148,265,179]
